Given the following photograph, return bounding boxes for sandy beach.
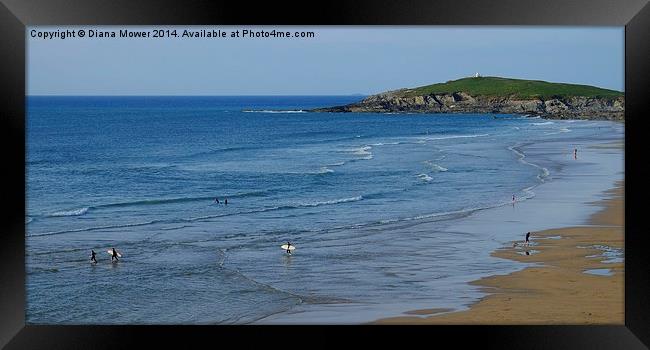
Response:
[376,180,624,324]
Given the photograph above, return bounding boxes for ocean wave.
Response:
[423,160,448,172]
[531,121,554,126]
[26,217,33,224]
[242,110,305,113]
[180,146,260,159]
[298,196,362,207]
[101,191,271,208]
[369,141,401,146]
[31,196,364,237]
[508,144,550,183]
[373,203,509,227]
[544,127,571,135]
[42,191,273,219]
[342,145,374,160]
[351,146,372,156]
[417,174,433,182]
[30,219,161,237]
[328,161,346,167]
[49,207,90,217]
[179,196,365,223]
[419,134,489,141]
[317,166,334,174]
[538,167,550,180]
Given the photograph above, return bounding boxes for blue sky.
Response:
[27,26,624,95]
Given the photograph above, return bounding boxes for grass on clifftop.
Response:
[401,76,623,99]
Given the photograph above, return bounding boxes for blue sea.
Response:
[26,96,624,324]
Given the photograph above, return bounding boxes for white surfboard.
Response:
[281,244,296,251]
[107,250,122,258]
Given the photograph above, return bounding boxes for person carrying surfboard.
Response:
[111,247,119,262]
[90,250,97,264]
[286,241,292,254]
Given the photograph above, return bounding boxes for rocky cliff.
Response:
[309,79,625,120]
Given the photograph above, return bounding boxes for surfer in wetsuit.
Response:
[111,248,119,262]
[286,241,292,254]
[90,250,97,264]
[525,232,531,247]
[224,198,228,205]
[574,148,578,159]
[215,197,220,204]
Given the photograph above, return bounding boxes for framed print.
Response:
[1,0,649,348]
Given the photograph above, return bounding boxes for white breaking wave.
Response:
[242,110,305,113]
[32,196,365,237]
[299,196,363,207]
[49,207,89,217]
[369,141,401,146]
[343,145,374,160]
[539,167,550,179]
[424,160,448,172]
[544,127,572,135]
[417,174,433,182]
[352,146,372,156]
[531,121,554,126]
[26,217,33,224]
[317,166,334,174]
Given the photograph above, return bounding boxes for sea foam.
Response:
[242,110,305,113]
[531,121,554,126]
[49,207,90,217]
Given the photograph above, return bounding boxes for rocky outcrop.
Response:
[310,90,625,120]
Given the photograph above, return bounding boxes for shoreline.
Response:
[375,179,624,324]
[254,126,624,324]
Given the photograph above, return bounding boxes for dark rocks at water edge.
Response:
[309,77,624,120]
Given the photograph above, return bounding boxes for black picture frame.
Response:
[1,0,649,348]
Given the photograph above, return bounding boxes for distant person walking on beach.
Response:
[111,247,119,262]
[90,250,97,264]
[525,232,531,247]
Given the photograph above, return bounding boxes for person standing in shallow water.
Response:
[214,197,219,204]
[574,148,577,159]
[111,248,119,262]
[525,232,531,247]
[90,250,97,264]
[224,198,228,205]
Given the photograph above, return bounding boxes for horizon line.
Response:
[27,94,370,97]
